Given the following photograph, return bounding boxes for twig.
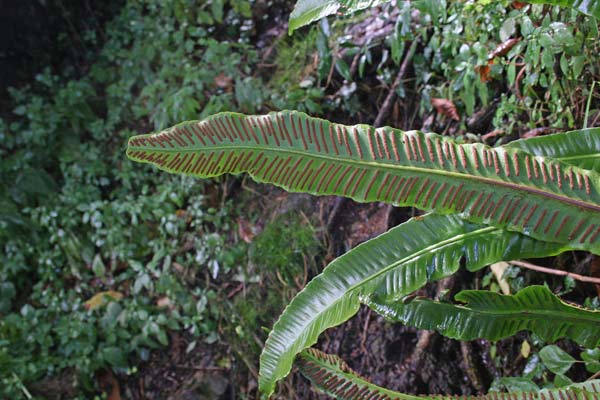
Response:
[588,370,600,381]
[509,260,600,284]
[373,40,418,128]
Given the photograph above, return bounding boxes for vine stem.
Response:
[509,260,600,284]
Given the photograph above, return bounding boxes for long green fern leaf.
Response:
[368,285,600,347]
[298,348,600,400]
[126,111,600,253]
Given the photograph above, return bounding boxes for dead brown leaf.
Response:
[214,73,233,91]
[489,37,521,60]
[431,98,460,121]
[238,218,257,243]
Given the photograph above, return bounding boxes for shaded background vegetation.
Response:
[1,0,599,399]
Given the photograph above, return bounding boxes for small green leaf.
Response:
[540,345,576,375]
[102,346,128,367]
[581,348,600,373]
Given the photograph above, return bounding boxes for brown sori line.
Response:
[576,172,583,190]
[344,383,359,398]
[364,170,380,199]
[251,154,269,177]
[498,199,513,223]
[167,154,181,169]
[293,116,307,149]
[239,150,255,170]
[243,118,260,144]
[470,193,486,215]
[492,150,500,175]
[181,153,196,173]
[422,181,439,208]
[156,153,169,166]
[533,209,548,232]
[471,147,480,170]
[252,117,268,145]
[584,174,591,194]
[170,130,187,147]
[554,215,570,237]
[557,391,565,400]
[350,169,368,198]
[342,128,353,156]
[540,162,548,184]
[225,116,241,141]
[171,128,188,146]
[374,129,384,159]
[208,119,224,143]
[391,131,401,161]
[568,219,586,240]
[316,163,336,192]
[262,156,281,181]
[425,136,435,162]
[565,169,573,190]
[403,136,412,161]
[287,114,299,140]
[162,134,175,148]
[548,161,556,182]
[436,139,445,167]
[458,145,467,169]
[307,161,327,191]
[482,197,497,219]
[532,158,539,179]
[355,386,371,399]
[441,185,457,208]
[276,115,292,145]
[273,156,293,183]
[216,118,234,142]
[297,161,316,191]
[511,202,529,226]
[410,135,420,161]
[524,155,532,180]
[336,124,344,145]
[547,391,555,400]
[385,176,402,201]
[413,177,431,204]
[199,123,217,145]
[580,224,596,244]
[512,152,520,176]
[174,153,190,172]
[181,127,195,145]
[336,380,353,396]
[319,121,329,153]
[209,152,226,174]
[303,118,313,144]
[448,142,458,168]
[367,128,377,160]
[312,120,322,152]
[352,128,364,159]
[475,193,493,217]
[329,124,339,155]
[190,154,206,174]
[459,190,476,212]
[221,152,238,173]
[375,173,391,199]
[588,226,600,244]
[380,130,391,159]
[333,165,353,192]
[431,182,449,209]
[401,177,420,203]
[189,124,207,146]
[233,117,251,142]
[283,158,304,187]
[155,136,167,148]
[522,204,539,226]
[266,116,280,147]
[487,149,494,168]
[543,210,560,234]
[249,152,265,171]
[343,168,361,195]
[503,151,511,177]
[501,199,520,225]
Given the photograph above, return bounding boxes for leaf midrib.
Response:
[131,144,600,213]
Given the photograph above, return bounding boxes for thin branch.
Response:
[373,40,418,128]
[509,260,600,284]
